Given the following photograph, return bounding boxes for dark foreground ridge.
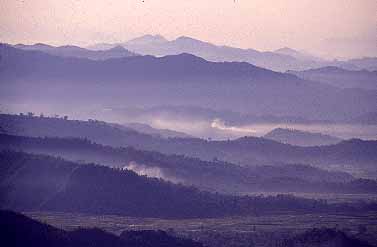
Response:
[1,210,373,247]
[0,210,203,247]
[279,228,372,247]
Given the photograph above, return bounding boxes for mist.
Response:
[124,161,182,184]
[1,1,377,246]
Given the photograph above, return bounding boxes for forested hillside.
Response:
[0,210,203,247]
[3,151,374,218]
[3,134,377,195]
[1,114,376,177]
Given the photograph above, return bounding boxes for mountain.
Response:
[85,106,348,141]
[0,210,203,247]
[4,133,371,195]
[91,105,377,141]
[225,137,377,172]
[348,57,377,71]
[274,47,322,62]
[86,42,121,51]
[100,105,327,124]
[264,128,342,147]
[288,66,377,90]
[1,114,376,179]
[121,122,192,139]
[88,35,168,51]
[1,150,347,218]
[89,35,377,72]
[120,35,320,72]
[13,43,138,60]
[1,45,376,121]
[280,228,372,247]
[126,34,168,45]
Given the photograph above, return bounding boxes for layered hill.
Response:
[13,43,137,60]
[4,134,374,195]
[1,44,376,121]
[264,128,342,146]
[288,66,377,90]
[90,35,377,72]
[1,151,347,218]
[120,122,192,139]
[0,114,376,178]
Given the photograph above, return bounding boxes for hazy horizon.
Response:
[1,0,376,59]
[2,1,377,247]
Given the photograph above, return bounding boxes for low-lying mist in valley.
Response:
[2,101,377,142]
[2,1,377,246]
[124,161,183,184]
[54,107,377,141]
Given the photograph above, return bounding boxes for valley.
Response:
[26,211,377,247]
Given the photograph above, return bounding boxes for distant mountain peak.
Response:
[264,128,342,147]
[274,47,302,56]
[275,47,322,62]
[13,43,55,50]
[275,47,299,53]
[143,34,166,40]
[292,65,350,74]
[162,52,207,63]
[312,66,346,72]
[127,34,167,44]
[13,43,27,48]
[58,45,81,49]
[176,36,197,41]
[175,36,208,44]
[32,43,54,48]
[108,45,127,52]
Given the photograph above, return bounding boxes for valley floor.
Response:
[242,192,377,204]
[26,211,377,247]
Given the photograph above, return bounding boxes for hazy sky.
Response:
[0,0,376,58]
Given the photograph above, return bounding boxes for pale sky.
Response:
[0,0,376,58]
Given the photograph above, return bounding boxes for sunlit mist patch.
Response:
[211,118,256,134]
[123,161,183,184]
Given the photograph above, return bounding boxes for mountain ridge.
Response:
[1,44,376,121]
[264,128,342,146]
[288,66,377,90]
[88,34,377,72]
[2,150,350,218]
[12,42,137,60]
[3,133,370,195]
[1,113,376,179]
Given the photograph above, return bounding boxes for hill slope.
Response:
[1,44,376,121]
[4,133,373,195]
[91,35,377,72]
[13,43,137,60]
[1,114,376,177]
[288,66,377,90]
[0,210,203,247]
[1,150,346,218]
[264,128,342,146]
